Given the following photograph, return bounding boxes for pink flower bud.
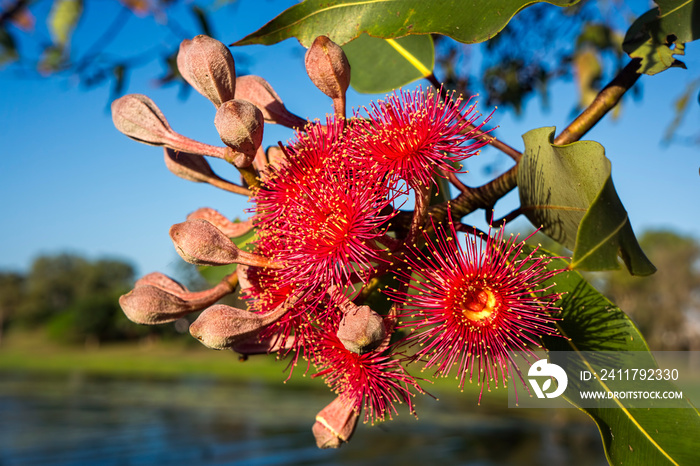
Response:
[112,95,231,160]
[312,396,359,449]
[189,303,289,349]
[305,36,350,116]
[119,286,191,324]
[164,148,218,183]
[169,219,278,268]
[235,75,307,128]
[120,274,237,325]
[186,207,254,238]
[177,35,236,107]
[134,272,187,295]
[336,304,387,354]
[214,99,264,167]
[111,94,176,146]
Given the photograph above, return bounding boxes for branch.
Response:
[554,59,642,145]
[392,165,519,233]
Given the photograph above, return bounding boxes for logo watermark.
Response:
[527,359,568,398]
[508,351,699,409]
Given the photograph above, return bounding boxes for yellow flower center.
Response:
[457,285,501,326]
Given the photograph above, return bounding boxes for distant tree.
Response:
[600,230,700,350]
[10,253,141,344]
[0,271,25,345]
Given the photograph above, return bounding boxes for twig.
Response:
[491,207,522,226]
[554,59,642,145]
[444,170,470,194]
[465,123,522,162]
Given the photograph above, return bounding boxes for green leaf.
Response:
[518,127,655,275]
[233,0,582,48]
[622,0,699,75]
[537,253,700,465]
[48,0,83,47]
[342,34,434,93]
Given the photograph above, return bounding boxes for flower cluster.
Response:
[113,34,564,449]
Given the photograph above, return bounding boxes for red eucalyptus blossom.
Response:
[254,118,395,298]
[310,315,422,424]
[348,86,490,188]
[390,216,563,401]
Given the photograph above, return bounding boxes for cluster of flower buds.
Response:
[114,34,564,449]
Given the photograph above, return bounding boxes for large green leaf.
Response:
[233,0,581,48]
[518,127,655,275]
[537,254,700,465]
[622,0,700,75]
[342,34,434,93]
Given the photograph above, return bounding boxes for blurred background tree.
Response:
[599,230,700,350]
[0,253,188,345]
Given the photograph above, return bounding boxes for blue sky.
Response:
[1,0,698,280]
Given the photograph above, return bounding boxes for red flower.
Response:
[348,86,489,188]
[310,315,422,423]
[254,117,347,226]
[390,217,562,401]
[253,115,397,298]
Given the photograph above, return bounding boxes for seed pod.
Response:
[235,75,307,128]
[177,35,236,107]
[214,99,264,167]
[111,94,175,146]
[312,396,359,449]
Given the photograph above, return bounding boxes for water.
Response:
[0,372,606,465]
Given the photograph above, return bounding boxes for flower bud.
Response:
[336,304,386,354]
[134,271,187,295]
[235,75,307,128]
[177,35,236,107]
[305,36,350,116]
[170,219,278,268]
[164,148,218,183]
[111,94,175,146]
[312,396,359,449]
[118,286,195,325]
[169,219,243,266]
[214,99,264,167]
[186,207,253,238]
[189,303,289,349]
[120,274,236,324]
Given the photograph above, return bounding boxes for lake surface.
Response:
[0,372,606,465]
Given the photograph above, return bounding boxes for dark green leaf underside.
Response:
[518,127,655,275]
